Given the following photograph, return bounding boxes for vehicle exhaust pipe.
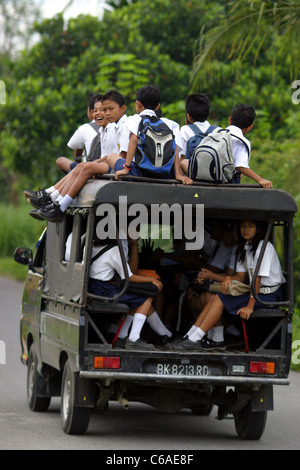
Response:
[118,394,129,410]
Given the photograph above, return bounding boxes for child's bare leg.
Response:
[106,153,122,170]
[61,161,109,199]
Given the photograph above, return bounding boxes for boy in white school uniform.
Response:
[180,103,273,188]
[107,85,192,185]
[56,93,103,174]
[226,104,272,187]
[178,92,216,162]
[27,95,119,222]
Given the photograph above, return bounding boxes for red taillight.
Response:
[249,361,275,374]
[94,356,120,369]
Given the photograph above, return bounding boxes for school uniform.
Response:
[88,244,148,309]
[219,240,285,315]
[114,109,180,178]
[67,121,99,161]
[100,122,118,156]
[115,114,130,155]
[226,125,251,184]
[178,120,212,158]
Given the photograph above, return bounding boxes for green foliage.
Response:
[0,201,45,258]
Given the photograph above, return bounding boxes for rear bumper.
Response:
[79,370,290,386]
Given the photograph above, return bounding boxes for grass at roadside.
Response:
[0,200,46,258]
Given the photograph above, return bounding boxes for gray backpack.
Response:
[187,128,250,184]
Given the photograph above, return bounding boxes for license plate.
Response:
[156,363,210,376]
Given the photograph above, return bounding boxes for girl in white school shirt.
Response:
[168,219,285,351]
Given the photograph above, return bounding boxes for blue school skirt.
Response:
[88,278,148,309]
[218,286,283,316]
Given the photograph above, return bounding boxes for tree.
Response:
[191,0,300,89]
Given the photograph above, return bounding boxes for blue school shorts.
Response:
[114,158,141,176]
[114,157,175,179]
[88,278,148,309]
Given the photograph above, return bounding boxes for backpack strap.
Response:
[227,130,251,158]
[188,123,202,135]
[189,123,218,136]
[91,243,116,265]
[89,121,100,132]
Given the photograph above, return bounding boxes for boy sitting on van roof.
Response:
[26,91,128,223]
[177,92,216,162]
[181,103,273,188]
[108,84,192,185]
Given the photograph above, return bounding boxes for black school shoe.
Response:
[29,209,47,221]
[24,189,52,209]
[36,202,65,223]
[24,188,44,199]
[199,337,226,352]
[125,338,156,350]
[113,336,128,348]
[165,336,203,351]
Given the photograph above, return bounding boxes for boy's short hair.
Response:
[87,93,102,110]
[136,85,160,110]
[230,104,256,129]
[185,93,210,122]
[102,90,125,107]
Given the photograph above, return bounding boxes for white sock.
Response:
[50,189,61,202]
[147,311,172,337]
[211,326,224,343]
[186,325,197,338]
[58,194,74,212]
[128,313,146,342]
[118,315,133,338]
[188,327,206,343]
[45,186,55,194]
[207,329,213,339]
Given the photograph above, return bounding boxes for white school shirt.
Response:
[65,233,129,265]
[100,122,118,156]
[67,121,99,160]
[89,245,133,281]
[235,240,285,287]
[202,230,233,271]
[115,114,130,154]
[127,109,181,146]
[226,125,251,169]
[178,120,211,157]
[209,242,233,271]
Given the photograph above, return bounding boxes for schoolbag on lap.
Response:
[135,116,176,176]
[187,128,250,184]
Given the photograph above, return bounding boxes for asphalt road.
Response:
[0,276,299,451]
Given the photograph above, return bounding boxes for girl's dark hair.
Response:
[236,220,269,263]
